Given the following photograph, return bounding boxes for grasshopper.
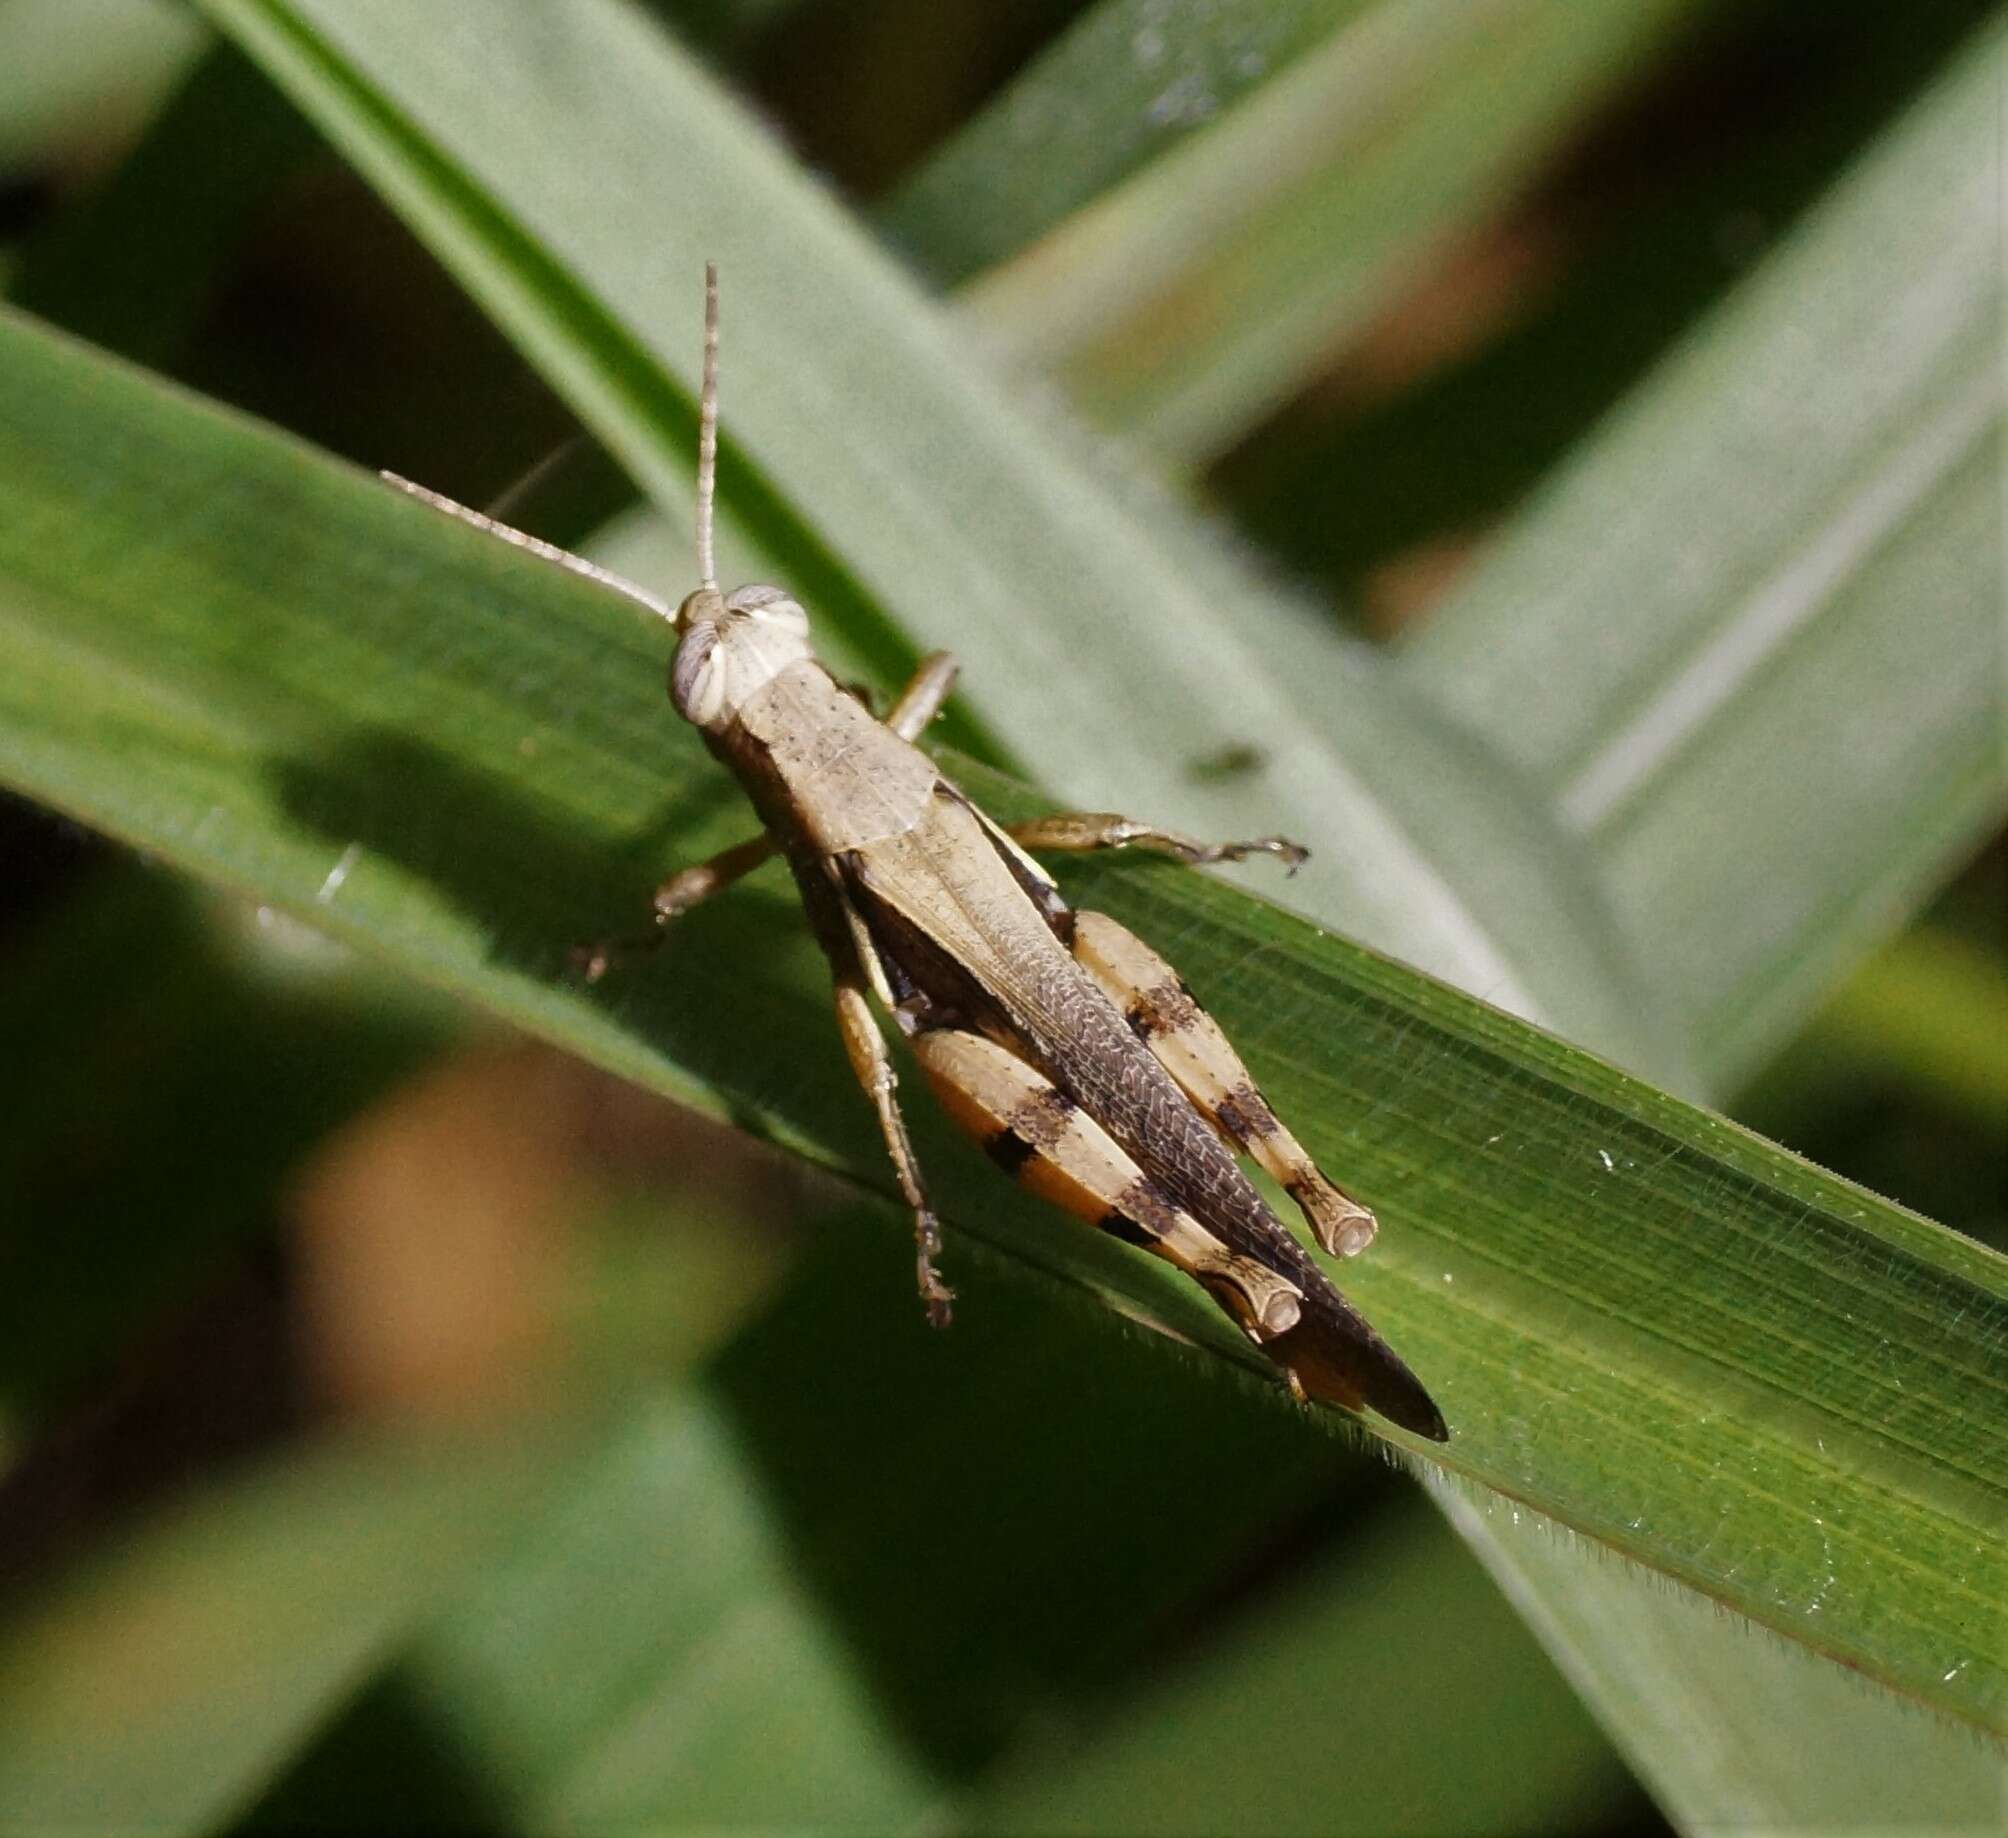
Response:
[388,267,1446,1441]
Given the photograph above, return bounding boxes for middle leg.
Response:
[1006,812,1307,874]
[834,978,956,1326]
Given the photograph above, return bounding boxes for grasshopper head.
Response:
[670,582,812,730]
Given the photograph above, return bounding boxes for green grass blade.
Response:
[1397,17,2007,1090]
[2,1249,1356,1835]
[251,1393,942,1832]
[0,0,202,169]
[0,1405,940,1834]
[7,41,324,369]
[0,1427,559,1837]
[969,1495,1637,1835]
[879,0,1370,288]
[187,0,1670,1076]
[367,1243,1367,1828]
[0,312,2001,1730]
[1438,1485,2008,1834]
[948,0,1707,462]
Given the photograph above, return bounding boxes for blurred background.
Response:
[0,1,2001,1832]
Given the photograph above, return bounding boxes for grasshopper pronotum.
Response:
[389,268,1446,1440]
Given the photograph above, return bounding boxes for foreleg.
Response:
[887,651,959,741]
[574,831,776,981]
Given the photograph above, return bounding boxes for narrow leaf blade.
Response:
[1397,18,2008,1087]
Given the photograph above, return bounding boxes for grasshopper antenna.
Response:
[696,261,720,593]
[379,471,676,625]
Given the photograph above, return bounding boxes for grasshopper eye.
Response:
[669,622,727,726]
[725,584,809,635]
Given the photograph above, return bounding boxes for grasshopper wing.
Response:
[838,783,1448,1440]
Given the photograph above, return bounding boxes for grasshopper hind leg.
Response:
[1067,910,1378,1260]
[908,1026,1305,1342]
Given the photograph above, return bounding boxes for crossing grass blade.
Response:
[943,0,1708,461]
[0,1423,569,1837]
[1396,18,2007,1091]
[186,0,1672,1079]
[880,0,1373,290]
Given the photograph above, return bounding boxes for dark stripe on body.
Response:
[835,848,1001,1036]
[984,1088,1076,1178]
[1118,1176,1182,1235]
[1212,1084,1277,1142]
[1095,1175,1184,1248]
[1097,1209,1157,1249]
[949,787,1075,934]
[1123,976,1202,1041]
[984,1129,1039,1176]
[1092,1181,1180,1253]
[1005,1086,1077,1147]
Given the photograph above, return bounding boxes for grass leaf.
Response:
[0,1427,558,1836]
[881,0,1370,288]
[947,0,1709,460]
[0,308,2002,1731]
[1397,17,2007,1089]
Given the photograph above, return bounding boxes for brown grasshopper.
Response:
[388,268,1446,1441]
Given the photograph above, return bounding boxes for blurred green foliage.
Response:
[0,2,2000,1833]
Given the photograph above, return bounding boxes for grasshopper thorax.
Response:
[670,582,812,731]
